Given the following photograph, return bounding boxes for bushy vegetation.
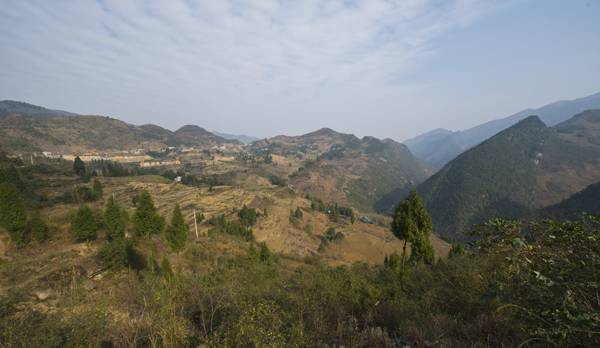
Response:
[97,238,138,269]
[206,214,253,240]
[0,182,28,245]
[237,205,258,227]
[268,174,287,186]
[310,198,355,223]
[3,207,600,346]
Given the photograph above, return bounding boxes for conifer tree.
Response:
[165,204,188,252]
[92,178,103,199]
[71,205,98,242]
[0,182,28,245]
[73,156,86,177]
[391,190,435,266]
[132,190,165,236]
[104,196,128,240]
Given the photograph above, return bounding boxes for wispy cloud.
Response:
[0,0,510,137]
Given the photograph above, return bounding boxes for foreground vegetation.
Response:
[1,152,599,347]
[2,212,599,347]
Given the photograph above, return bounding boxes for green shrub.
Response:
[97,239,137,268]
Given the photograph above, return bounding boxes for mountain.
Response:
[212,131,259,144]
[540,181,600,220]
[405,91,600,169]
[416,110,600,240]
[252,128,430,211]
[171,125,241,147]
[0,100,77,118]
[0,101,239,153]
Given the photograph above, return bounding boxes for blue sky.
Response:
[0,0,599,140]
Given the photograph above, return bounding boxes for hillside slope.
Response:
[417,111,600,240]
[405,91,600,169]
[540,181,600,220]
[0,100,77,118]
[252,128,429,211]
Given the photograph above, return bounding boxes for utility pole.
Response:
[193,210,198,239]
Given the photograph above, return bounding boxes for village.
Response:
[35,143,242,169]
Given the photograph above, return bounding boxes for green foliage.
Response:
[268,174,287,186]
[0,182,28,245]
[92,178,103,198]
[448,243,465,258]
[383,252,402,273]
[70,205,98,242]
[223,301,285,347]
[97,238,137,269]
[392,191,434,265]
[132,190,165,236]
[73,156,86,177]
[473,215,600,346]
[0,165,25,192]
[104,196,128,240]
[207,214,253,240]
[258,242,272,264]
[28,211,49,242]
[319,227,344,250]
[165,204,188,252]
[238,205,257,227]
[73,185,101,203]
[408,226,434,265]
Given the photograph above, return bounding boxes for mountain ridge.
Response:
[405,91,600,169]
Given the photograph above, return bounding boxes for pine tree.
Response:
[104,196,128,240]
[132,190,165,236]
[165,204,188,252]
[391,190,435,266]
[0,182,28,245]
[71,205,98,242]
[73,156,86,177]
[409,227,434,265]
[92,178,103,199]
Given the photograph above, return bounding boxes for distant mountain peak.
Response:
[176,124,208,132]
[514,115,546,128]
[304,127,339,137]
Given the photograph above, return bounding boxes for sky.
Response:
[1,0,599,141]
